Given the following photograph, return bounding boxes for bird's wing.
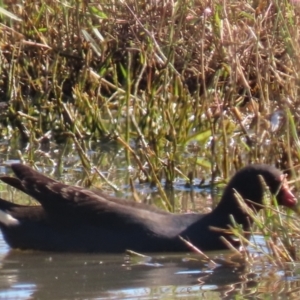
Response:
[0,164,179,234]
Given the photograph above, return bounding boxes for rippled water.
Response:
[0,233,300,299]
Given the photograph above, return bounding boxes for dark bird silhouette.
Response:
[0,164,297,253]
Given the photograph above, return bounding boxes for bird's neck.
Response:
[211,190,254,231]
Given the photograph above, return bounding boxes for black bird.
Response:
[0,164,297,253]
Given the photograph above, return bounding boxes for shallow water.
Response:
[0,233,300,299]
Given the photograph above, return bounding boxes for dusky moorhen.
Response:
[0,163,297,253]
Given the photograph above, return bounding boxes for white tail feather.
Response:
[0,210,19,226]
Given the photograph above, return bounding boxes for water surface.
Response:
[1,233,300,299]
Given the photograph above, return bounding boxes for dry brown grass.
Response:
[0,1,299,170]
